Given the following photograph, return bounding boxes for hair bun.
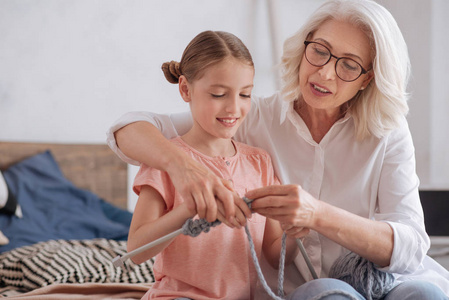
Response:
[162,61,182,84]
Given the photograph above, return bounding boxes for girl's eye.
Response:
[211,94,225,98]
[240,94,251,98]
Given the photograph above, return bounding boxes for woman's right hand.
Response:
[166,154,251,225]
[114,121,251,226]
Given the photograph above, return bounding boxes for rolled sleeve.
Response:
[376,118,430,273]
[380,220,429,273]
[106,111,192,165]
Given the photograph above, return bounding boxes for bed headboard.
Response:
[0,142,128,210]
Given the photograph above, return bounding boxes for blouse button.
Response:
[225,161,230,166]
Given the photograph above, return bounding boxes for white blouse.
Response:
[107,92,449,295]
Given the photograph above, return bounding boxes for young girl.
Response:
[128,31,298,300]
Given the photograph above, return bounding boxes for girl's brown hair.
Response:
[161,31,254,84]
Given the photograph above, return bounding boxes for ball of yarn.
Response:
[329,252,395,300]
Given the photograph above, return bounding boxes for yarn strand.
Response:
[113,198,318,300]
[245,225,285,300]
[278,233,287,297]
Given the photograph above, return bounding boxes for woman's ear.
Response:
[179,76,192,103]
[361,71,374,90]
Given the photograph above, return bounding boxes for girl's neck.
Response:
[181,130,236,158]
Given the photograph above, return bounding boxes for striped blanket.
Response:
[0,238,154,296]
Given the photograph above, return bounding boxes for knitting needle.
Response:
[113,218,221,268]
[112,228,183,268]
[113,200,319,281]
[295,238,318,279]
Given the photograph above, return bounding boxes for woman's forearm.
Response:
[115,121,189,173]
[115,121,242,223]
[313,200,394,267]
[248,185,394,267]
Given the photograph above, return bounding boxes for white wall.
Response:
[429,0,449,188]
[0,0,447,210]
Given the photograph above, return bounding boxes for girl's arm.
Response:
[128,185,195,264]
[262,217,299,269]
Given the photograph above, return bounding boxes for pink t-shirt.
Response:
[133,137,279,300]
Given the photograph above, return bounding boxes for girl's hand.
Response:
[216,185,252,228]
[246,184,319,229]
[216,199,247,228]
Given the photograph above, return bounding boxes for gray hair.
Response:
[281,0,410,140]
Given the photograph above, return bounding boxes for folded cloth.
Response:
[0,230,8,245]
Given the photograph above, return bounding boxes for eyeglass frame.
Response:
[303,40,371,82]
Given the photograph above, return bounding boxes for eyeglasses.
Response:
[304,41,370,82]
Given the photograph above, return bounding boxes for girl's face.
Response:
[181,57,254,141]
[299,19,374,114]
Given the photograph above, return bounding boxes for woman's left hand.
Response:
[246,184,320,230]
[280,222,310,239]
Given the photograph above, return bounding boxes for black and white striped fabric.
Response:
[0,238,154,291]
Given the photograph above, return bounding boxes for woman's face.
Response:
[299,19,373,115]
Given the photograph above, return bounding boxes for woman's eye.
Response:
[341,59,359,71]
[313,46,328,57]
[240,94,251,98]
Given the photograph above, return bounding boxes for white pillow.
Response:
[0,171,22,218]
[0,230,8,245]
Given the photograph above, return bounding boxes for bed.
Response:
[0,142,155,299]
[1,142,447,299]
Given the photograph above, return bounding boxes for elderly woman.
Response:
[108,0,449,299]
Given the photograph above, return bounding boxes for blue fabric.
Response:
[286,278,364,300]
[384,280,448,300]
[0,150,132,253]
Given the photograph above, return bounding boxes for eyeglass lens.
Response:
[305,42,363,82]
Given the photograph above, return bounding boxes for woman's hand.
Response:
[280,222,310,239]
[166,155,251,225]
[246,184,319,230]
[248,185,394,266]
[114,121,251,225]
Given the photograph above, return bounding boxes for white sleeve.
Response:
[106,111,192,165]
[376,118,430,274]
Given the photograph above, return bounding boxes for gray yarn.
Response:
[137,201,394,300]
[244,197,287,299]
[179,200,286,300]
[278,232,287,298]
[180,211,395,300]
[245,225,286,300]
[329,251,395,300]
[180,217,286,300]
[181,218,221,237]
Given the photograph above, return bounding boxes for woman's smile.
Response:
[310,83,332,95]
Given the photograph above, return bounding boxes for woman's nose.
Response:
[318,59,337,81]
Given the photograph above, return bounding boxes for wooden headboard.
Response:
[0,142,128,210]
